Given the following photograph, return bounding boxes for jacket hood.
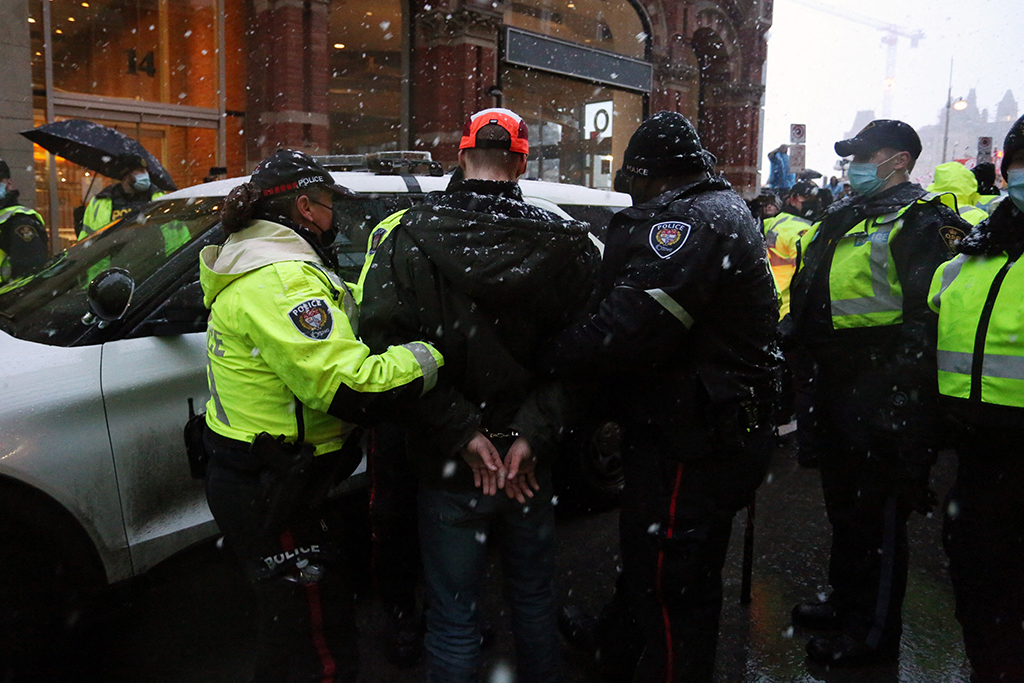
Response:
[399,180,597,304]
[200,219,324,308]
[927,162,980,209]
[957,198,1024,256]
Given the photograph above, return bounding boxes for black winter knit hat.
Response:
[621,111,716,178]
[1001,114,1024,180]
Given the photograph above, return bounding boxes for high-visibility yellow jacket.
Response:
[80,188,166,239]
[762,211,812,319]
[0,205,46,282]
[929,215,1024,409]
[200,219,443,455]
[927,162,988,226]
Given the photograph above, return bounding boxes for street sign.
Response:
[790,123,807,145]
[977,136,993,164]
[790,144,806,173]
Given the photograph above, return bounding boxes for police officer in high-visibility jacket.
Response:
[789,120,970,667]
[763,181,820,467]
[200,150,443,683]
[928,114,1024,683]
[0,159,47,283]
[80,156,165,239]
[927,161,990,226]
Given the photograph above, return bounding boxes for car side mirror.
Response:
[87,267,136,322]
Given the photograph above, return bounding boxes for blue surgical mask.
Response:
[1007,169,1024,213]
[132,171,151,193]
[0,182,6,201]
[847,154,900,197]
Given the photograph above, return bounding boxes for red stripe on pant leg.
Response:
[655,463,685,683]
[304,581,338,683]
[280,530,338,682]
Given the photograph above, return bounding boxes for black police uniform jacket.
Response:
[790,181,968,451]
[545,175,781,456]
[0,192,47,280]
[359,178,600,490]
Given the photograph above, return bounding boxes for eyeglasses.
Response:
[310,198,334,212]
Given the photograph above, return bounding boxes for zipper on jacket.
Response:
[969,258,1016,401]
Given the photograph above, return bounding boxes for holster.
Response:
[183,398,209,480]
[251,432,317,535]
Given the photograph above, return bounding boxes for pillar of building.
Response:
[246,0,331,166]
[410,1,501,168]
[1,0,37,207]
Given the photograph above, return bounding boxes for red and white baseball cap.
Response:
[459,108,529,155]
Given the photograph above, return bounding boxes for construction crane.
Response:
[785,0,924,117]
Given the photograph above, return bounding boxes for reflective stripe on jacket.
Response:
[200,219,442,455]
[80,191,165,239]
[827,201,916,329]
[929,251,1024,408]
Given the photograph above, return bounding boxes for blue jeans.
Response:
[418,469,560,683]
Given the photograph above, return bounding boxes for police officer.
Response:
[789,120,970,666]
[200,150,443,683]
[0,159,47,283]
[763,181,819,467]
[929,114,1024,683]
[547,111,779,683]
[80,156,165,238]
[927,161,990,225]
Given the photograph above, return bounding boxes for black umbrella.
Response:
[21,119,177,192]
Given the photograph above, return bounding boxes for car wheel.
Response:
[555,420,625,512]
[0,486,103,682]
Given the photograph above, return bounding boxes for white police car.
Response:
[0,153,628,670]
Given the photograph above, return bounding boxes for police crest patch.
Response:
[289,299,333,340]
[14,225,36,243]
[649,221,691,259]
[939,225,967,255]
[368,227,388,255]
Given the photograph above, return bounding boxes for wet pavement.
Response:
[79,437,971,682]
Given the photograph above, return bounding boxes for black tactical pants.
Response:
[814,363,914,651]
[204,432,358,683]
[368,423,421,617]
[944,429,1024,683]
[597,425,772,683]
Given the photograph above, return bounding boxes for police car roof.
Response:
[162,171,631,208]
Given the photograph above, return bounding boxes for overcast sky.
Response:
[762,0,1024,184]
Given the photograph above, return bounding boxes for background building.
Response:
[2,0,773,248]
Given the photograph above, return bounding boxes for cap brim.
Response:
[834,138,876,157]
[323,180,357,198]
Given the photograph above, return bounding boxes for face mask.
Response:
[0,182,7,201]
[132,172,151,193]
[847,154,900,197]
[1007,169,1024,213]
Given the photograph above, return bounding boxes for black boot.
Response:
[557,604,597,656]
[806,634,898,668]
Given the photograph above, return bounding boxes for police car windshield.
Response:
[0,197,222,346]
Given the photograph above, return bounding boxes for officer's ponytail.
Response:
[220,182,263,234]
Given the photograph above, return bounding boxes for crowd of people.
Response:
[194,108,1024,683]
[3,105,1022,683]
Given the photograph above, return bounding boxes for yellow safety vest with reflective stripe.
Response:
[80,191,165,239]
[200,221,442,454]
[762,212,812,319]
[353,208,407,305]
[977,194,1003,215]
[929,251,1024,408]
[0,205,44,282]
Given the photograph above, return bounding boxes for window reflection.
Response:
[504,0,646,59]
[45,0,219,108]
[504,69,642,189]
[328,0,404,153]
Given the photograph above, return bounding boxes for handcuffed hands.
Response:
[502,436,541,504]
[460,431,502,496]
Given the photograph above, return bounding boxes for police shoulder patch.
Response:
[939,225,967,255]
[289,298,334,340]
[649,221,692,259]
[14,225,37,243]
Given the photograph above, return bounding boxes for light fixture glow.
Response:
[953,99,968,111]
[334,43,345,49]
